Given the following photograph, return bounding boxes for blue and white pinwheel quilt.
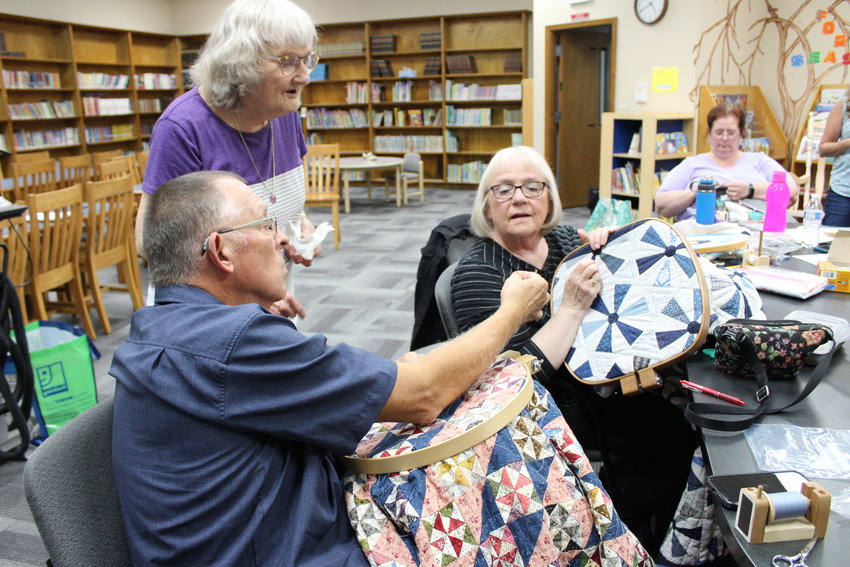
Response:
[552,219,709,386]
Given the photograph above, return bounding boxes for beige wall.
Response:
[1,0,175,34]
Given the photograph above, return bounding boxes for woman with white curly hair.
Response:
[137,0,320,317]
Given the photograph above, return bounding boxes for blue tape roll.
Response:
[768,491,809,522]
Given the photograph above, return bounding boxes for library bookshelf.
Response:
[0,14,180,169]
[302,11,531,186]
[598,112,695,219]
[697,85,788,167]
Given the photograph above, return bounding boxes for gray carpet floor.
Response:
[0,185,591,566]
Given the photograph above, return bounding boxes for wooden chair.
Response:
[383,152,425,205]
[90,150,124,179]
[82,176,143,335]
[135,151,149,182]
[303,143,341,250]
[97,156,138,183]
[1,215,31,324]
[11,160,58,203]
[58,154,92,188]
[24,184,96,338]
[13,150,51,164]
[794,111,828,215]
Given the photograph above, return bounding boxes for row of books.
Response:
[445,80,521,101]
[371,34,395,53]
[82,96,132,116]
[447,160,487,183]
[504,52,522,73]
[740,137,769,154]
[370,59,393,77]
[611,162,640,195]
[13,127,80,150]
[424,57,442,76]
[446,55,476,74]
[135,73,177,90]
[137,98,165,113]
[373,108,442,127]
[445,131,459,152]
[446,105,492,126]
[77,72,130,90]
[344,81,369,104]
[316,41,365,57]
[374,134,444,153]
[420,31,441,50]
[84,124,134,143]
[3,70,61,89]
[8,100,75,120]
[654,132,689,155]
[140,121,154,136]
[390,80,413,102]
[305,108,368,129]
[796,90,846,160]
[504,109,523,126]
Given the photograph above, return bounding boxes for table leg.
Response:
[395,166,402,207]
[344,171,351,214]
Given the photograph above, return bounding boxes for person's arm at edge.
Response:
[135,192,150,259]
[818,101,850,158]
[382,271,548,424]
[654,158,696,218]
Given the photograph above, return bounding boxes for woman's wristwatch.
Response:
[746,183,755,199]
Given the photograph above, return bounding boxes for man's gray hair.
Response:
[189,0,318,110]
[144,171,244,286]
[469,145,562,239]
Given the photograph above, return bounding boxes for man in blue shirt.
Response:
[110,170,549,566]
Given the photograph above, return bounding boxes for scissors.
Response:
[772,537,817,567]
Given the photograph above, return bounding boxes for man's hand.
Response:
[499,271,549,324]
[269,292,306,318]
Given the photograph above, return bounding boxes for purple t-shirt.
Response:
[143,88,308,226]
[656,152,788,221]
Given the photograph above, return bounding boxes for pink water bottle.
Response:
[763,171,790,232]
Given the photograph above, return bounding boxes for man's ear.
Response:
[204,233,237,275]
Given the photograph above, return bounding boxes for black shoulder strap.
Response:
[684,335,842,432]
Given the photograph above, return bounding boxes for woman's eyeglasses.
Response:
[263,52,320,76]
[711,129,740,139]
[201,217,277,255]
[488,181,548,201]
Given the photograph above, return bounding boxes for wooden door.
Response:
[552,26,613,208]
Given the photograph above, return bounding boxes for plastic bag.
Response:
[18,321,100,439]
[744,424,850,480]
[585,197,633,232]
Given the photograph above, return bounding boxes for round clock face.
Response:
[634,0,668,25]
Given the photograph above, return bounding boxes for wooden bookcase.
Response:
[302,11,530,186]
[0,13,180,171]
[697,85,788,166]
[789,83,844,204]
[598,112,696,219]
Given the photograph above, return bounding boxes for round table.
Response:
[338,156,404,213]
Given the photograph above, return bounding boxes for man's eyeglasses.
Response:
[711,129,740,139]
[201,217,277,255]
[488,181,548,201]
[262,52,320,76]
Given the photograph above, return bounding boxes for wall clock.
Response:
[634,0,668,25]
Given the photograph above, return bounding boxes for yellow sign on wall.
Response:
[652,67,678,92]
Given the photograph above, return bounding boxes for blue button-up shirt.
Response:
[110,285,396,566]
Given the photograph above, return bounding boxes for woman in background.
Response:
[818,89,850,226]
[451,145,696,557]
[136,0,320,317]
[655,101,798,221]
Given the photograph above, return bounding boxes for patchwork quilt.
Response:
[343,356,653,567]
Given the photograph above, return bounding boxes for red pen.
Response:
[679,380,747,406]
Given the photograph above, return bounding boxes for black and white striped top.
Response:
[450,225,582,379]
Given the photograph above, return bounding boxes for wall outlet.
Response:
[635,82,648,104]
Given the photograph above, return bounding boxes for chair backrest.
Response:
[90,149,123,169]
[58,154,92,188]
[11,160,58,201]
[435,262,460,339]
[85,175,135,259]
[24,397,133,567]
[402,152,422,173]
[25,184,84,281]
[13,150,51,164]
[303,143,340,196]
[97,156,138,183]
[135,151,149,181]
[0,214,29,288]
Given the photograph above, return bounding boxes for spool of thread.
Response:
[767,491,810,522]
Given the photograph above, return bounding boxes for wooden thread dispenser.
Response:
[735,482,831,544]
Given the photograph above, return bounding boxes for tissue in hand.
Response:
[282,220,333,260]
